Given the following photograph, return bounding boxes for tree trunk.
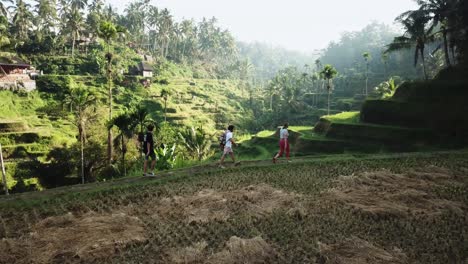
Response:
[72,33,76,57]
[270,94,273,111]
[164,99,167,122]
[80,127,85,184]
[121,135,126,176]
[442,29,451,66]
[327,82,331,116]
[107,77,113,165]
[421,48,428,80]
[365,63,369,96]
[107,46,113,165]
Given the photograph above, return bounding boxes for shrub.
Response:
[36,75,70,99]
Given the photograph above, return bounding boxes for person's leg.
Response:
[143,157,148,175]
[229,151,235,163]
[285,141,290,161]
[274,140,284,160]
[219,151,227,166]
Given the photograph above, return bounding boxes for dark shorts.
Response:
[145,151,156,160]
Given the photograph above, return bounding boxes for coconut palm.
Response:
[97,20,126,165]
[0,15,10,49]
[362,51,371,95]
[387,10,432,80]
[1,0,12,17]
[160,88,171,122]
[10,0,33,43]
[417,0,458,66]
[178,126,212,161]
[64,82,96,184]
[320,64,338,115]
[34,0,58,42]
[110,112,136,176]
[65,7,84,57]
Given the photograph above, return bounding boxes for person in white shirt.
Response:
[219,125,238,168]
[273,123,290,163]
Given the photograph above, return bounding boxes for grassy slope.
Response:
[0,150,466,263]
[0,76,249,190]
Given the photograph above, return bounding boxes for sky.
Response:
[107,0,419,54]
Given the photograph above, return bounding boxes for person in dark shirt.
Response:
[143,124,156,176]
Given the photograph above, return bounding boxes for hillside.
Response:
[0,151,466,263]
[0,71,252,192]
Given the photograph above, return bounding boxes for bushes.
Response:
[36,75,70,98]
[31,55,100,75]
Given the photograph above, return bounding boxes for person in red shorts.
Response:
[273,123,290,163]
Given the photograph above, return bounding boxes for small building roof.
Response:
[0,56,30,67]
[138,62,153,72]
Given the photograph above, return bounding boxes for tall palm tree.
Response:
[64,82,96,184]
[65,7,84,57]
[381,52,389,78]
[160,88,171,122]
[387,10,432,80]
[157,8,173,58]
[97,20,126,165]
[418,0,458,66]
[0,15,10,49]
[362,51,371,95]
[70,0,87,12]
[34,0,58,42]
[0,0,12,17]
[110,112,136,176]
[320,64,338,115]
[131,105,150,155]
[10,0,33,43]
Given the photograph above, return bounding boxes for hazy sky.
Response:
[107,0,418,53]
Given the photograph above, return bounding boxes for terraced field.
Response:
[0,151,466,263]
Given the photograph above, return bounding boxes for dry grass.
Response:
[317,237,408,264]
[148,184,305,224]
[167,236,277,264]
[0,212,146,264]
[326,166,466,218]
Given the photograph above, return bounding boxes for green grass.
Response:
[0,151,466,263]
[322,111,360,124]
[256,130,275,138]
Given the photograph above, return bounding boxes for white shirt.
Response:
[225,131,233,148]
[280,128,289,139]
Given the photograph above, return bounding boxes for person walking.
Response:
[143,124,157,176]
[219,125,239,168]
[273,123,290,163]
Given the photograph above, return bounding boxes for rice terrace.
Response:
[0,0,468,263]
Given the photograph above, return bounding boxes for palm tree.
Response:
[0,15,10,49]
[362,51,371,96]
[160,88,171,122]
[320,64,338,115]
[1,0,12,17]
[381,52,389,78]
[97,20,126,165]
[130,105,150,155]
[387,10,432,80]
[10,0,33,43]
[157,8,173,58]
[110,112,136,176]
[64,81,96,184]
[34,0,58,42]
[178,126,212,161]
[418,0,458,66]
[65,7,84,57]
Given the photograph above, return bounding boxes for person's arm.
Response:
[147,142,150,155]
[231,138,236,147]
